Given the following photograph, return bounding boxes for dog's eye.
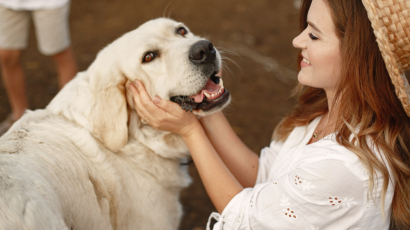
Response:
[143,53,155,63]
[177,27,188,36]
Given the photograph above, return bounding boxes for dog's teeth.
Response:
[212,93,215,97]
[218,78,224,88]
[204,92,211,98]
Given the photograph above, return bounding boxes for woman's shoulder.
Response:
[295,137,370,179]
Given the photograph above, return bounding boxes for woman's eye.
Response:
[143,53,155,62]
[177,27,188,36]
[309,33,318,40]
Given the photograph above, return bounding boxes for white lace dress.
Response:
[207,116,394,230]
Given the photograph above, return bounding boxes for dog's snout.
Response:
[189,40,216,64]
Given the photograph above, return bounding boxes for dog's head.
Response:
[86,18,230,152]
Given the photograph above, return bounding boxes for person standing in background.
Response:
[0,0,77,135]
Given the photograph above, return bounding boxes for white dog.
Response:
[0,18,230,230]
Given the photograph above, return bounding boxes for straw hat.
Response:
[362,0,410,116]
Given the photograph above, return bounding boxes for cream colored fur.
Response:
[0,18,225,230]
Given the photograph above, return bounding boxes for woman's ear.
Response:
[89,70,129,152]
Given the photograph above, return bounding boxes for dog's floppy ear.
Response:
[89,68,128,152]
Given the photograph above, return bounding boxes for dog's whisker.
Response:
[218,48,244,66]
[223,65,235,77]
[219,51,240,57]
[163,1,175,18]
[219,59,235,77]
[168,6,178,19]
[200,33,211,41]
[216,47,243,76]
[216,48,240,57]
[221,57,242,75]
[224,65,236,77]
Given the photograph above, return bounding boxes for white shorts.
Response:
[0,3,71,56]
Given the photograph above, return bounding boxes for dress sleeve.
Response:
[208,152,366,230]
[256,140,284,184]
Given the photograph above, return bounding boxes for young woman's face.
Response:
[292,0,342,93]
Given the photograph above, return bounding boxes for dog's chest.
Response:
[95,151,190,229]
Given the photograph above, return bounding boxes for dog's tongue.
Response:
[189,79,221,103]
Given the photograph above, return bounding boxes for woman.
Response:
[129,0,410,229]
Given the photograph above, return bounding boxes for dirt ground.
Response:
[1,0,408,229]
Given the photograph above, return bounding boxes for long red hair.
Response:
[273,0,410,229]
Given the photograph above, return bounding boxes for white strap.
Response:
[206,212,221,230]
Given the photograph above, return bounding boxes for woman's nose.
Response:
[292,31,306,49]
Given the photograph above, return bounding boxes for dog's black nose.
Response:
[189,40,216,64]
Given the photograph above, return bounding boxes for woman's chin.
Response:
[297,72,312,86]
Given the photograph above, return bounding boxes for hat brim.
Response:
[362,0,410,116]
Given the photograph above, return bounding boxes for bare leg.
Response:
[0,49,28,120]
[51,46,77,89]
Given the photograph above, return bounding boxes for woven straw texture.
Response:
[362,0,410,116]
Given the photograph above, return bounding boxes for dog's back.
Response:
[0,112,116,229]
[0,129,69,230]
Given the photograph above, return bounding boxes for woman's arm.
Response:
[181,121,244,213]
[200,112,259,188]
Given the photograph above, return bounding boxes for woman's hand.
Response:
[128,80,201,138]
[130,79,244,213]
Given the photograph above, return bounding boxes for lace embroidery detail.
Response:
[328,196,358,208]
[280,195,297,218]
[280,195,290,207]
[284,207,297,218]
[326,150,335,155]
[294,175,316,191]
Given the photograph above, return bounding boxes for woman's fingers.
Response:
[128,83,153,121]
[132,81,169,118]
[133,81,156,111]
[134,80,187,118]
[152,96,187,118]
[130,80,185,128]
[128,80,200,135]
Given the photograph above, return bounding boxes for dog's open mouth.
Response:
[170,72,230,112]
